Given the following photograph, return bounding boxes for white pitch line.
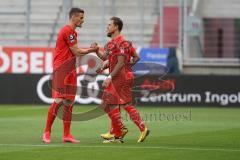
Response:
[0,144,240,152]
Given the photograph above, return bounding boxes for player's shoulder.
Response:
[59,25,77,41]
[59,25,71,33]
[118,35,125,42]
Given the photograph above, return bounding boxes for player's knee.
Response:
[54,98,63,104]
[63,99,74,106]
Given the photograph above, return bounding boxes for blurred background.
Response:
[0,0,240,106]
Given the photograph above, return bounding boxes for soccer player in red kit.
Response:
[94,17,150,143]
[42,8,98,143]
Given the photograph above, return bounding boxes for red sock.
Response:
[109,107,124,134]
[109,122,114,134]
[124,105,145,132]
[106,107,122,138]
[109,122,124,134]
[63,105,73,137]
[44,102,61,133]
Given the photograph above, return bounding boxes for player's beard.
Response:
[107,33,112,37]
[76,22,83,28]
[77,24,82,28]
[107,30,114,37]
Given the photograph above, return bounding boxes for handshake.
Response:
[89,42,111,87]
[89,42,99,53]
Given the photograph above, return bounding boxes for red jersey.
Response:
[103,35,136,104]
[52,25,78,101]
[53,25,78,70]
[107,35,136,80]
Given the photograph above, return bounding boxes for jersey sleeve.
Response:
[118,41,136,57]
[64,29,77,47]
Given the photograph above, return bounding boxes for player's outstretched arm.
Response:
[102,60,109,69]
[70,43,98,56]
[96,50,109,60]
[96,60,109,73]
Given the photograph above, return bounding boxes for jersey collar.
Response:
[112,34,124,42]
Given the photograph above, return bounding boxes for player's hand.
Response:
[90,42,99,53]
[90,42,97,48]
[102,75,111,87]
[90,42,98,50]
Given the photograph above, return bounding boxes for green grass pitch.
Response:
[0,105,240,160]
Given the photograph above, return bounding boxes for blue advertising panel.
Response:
[138,48,169,66]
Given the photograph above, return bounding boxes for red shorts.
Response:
[52,71,77,101]
[102,73,134,105]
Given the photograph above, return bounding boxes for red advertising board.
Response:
[0,46,54,74]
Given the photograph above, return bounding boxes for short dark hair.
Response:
[69,8,84,19]
[110,17,123,32]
